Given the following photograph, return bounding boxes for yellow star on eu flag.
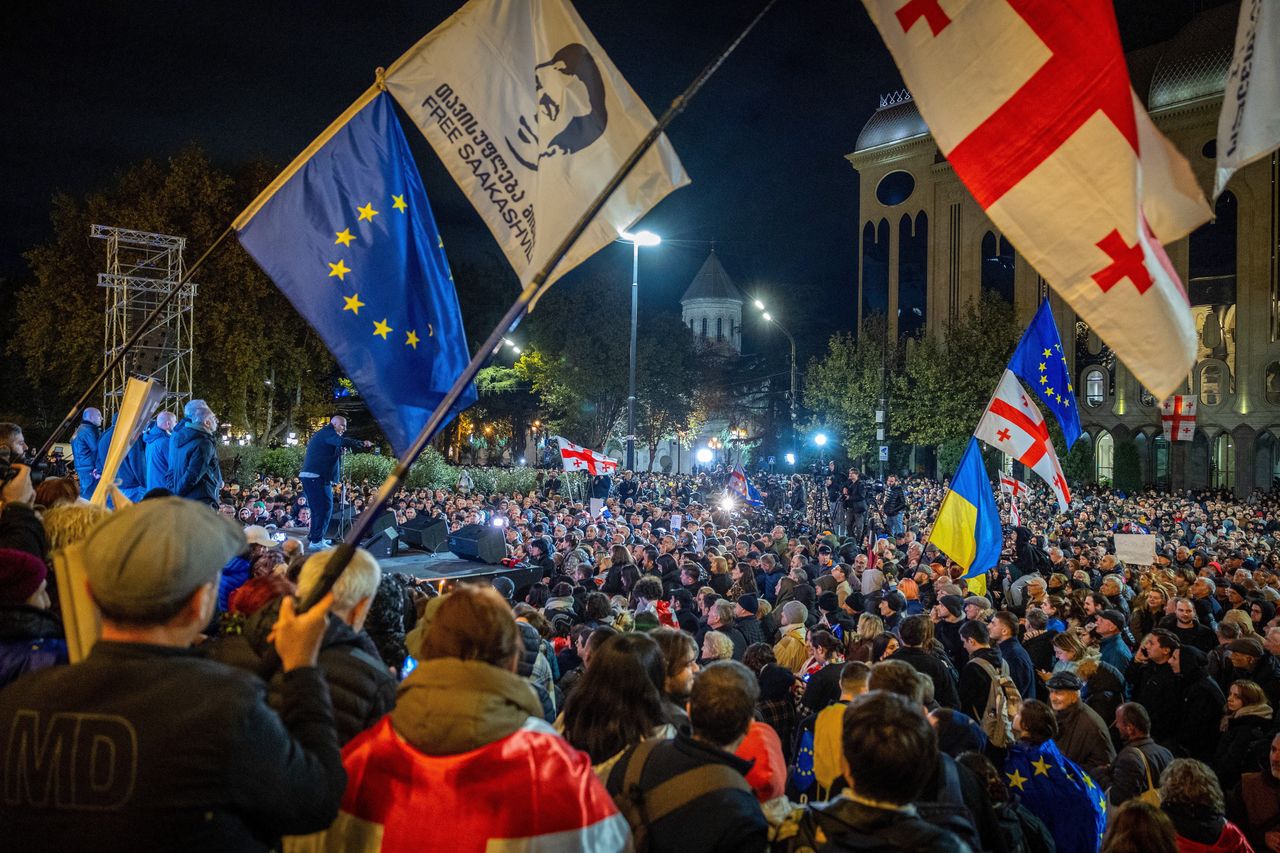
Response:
[1039,375,1048,385]
[372,318,392,339]
[1031,757,1051,776]
[1084,774,1097,790]
[335,228,355,247]
[1045,386,1055,397]
[1042,348,1052,358]
[392,194,408,213]
[357,202,378,222]
[1038,362,1047,372]
[1006,770,1028,790]
[405,329,419,349]
[328,259,351,281]
[342,293,364,315]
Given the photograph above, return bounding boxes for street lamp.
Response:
[752,296,798,456]
[814,433,828,446]
[618,228,661,473]
[785,452,796,466]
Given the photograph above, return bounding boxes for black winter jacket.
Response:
[889,645,961,710]
[0,641,343,852]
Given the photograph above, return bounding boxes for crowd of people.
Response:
[7,410,1280,851]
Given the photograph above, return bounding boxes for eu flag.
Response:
[234,91,475,456]
[1008,298,1081,448]
[1003,738,1106,853]
[931,438,1002,580]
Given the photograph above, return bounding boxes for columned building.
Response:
[846,3,1279,495]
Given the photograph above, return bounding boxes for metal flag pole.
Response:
[298,0,782,611]
[35,227,234,460]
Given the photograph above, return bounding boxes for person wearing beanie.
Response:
[878,590,907,632]
[0,548,67,689]
[735,594,766,647]
[932,594,968,670]
[1094,609,1134,672]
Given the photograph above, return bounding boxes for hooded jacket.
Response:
[71,419,100,497]
[292,658,629,852]
[170,422,222,506]
[142,422,172,492]
[1174,645,1227,761]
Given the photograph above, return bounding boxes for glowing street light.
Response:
[785,452,796,465]
[753,298,765,310]
[695,447,713,464]
[814,433,828,447]
[618,228,662,472]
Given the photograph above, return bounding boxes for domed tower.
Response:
[680,250,745,354]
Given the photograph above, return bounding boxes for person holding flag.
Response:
[928,438,1003,597]
[728,465,764,508]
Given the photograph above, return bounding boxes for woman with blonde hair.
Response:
[1221,608,1255,637]
[1213,679,1273,790]
[42,503,110,553]
[846,613,883,663]
[1159,758,1252,851]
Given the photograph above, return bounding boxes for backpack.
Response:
[994,801,1055,853]
[612,737,752,853]
[912,754,983,853]
[973,657,1020,749]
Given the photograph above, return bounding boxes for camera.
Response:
[0,445,49,489]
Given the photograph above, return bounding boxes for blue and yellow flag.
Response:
[235,91,475,456]
[931,438,1002,580]
[1004,738,1107,853]
[1008,298,1081,448]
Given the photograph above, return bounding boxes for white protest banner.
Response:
[1114,533,1157,566]
[589,498,605,519]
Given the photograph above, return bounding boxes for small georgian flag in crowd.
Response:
[556,436,617,475]
[975,370,1071,513]
[1161,395,1198,442]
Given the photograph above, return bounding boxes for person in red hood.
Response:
[294,584,629,852]
[1159,758,1253,853]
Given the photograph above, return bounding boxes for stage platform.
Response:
[375,548,542,596]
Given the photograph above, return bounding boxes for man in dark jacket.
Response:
[1047,671,1115,780]
[143,411,177,492]
[778,692,969,852]
[1125,629,1182,744]
[169,400,223,508]
[1221,635,1280,709]
[228,548,397,745]
[842,470,869,546]
[1108,702,1174,808]
[71,406,102,499]
[989,611,1036,699]
[958,620,1006,723]
[881,475,907,537]
[300,415,371,550]
[1172,644,1226,762]
[706,599,748,661]
[734,595,766,647]
[0,497,344,851]
[608,660,768,852]
[890,614,960,709]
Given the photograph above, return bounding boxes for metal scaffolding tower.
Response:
[93,225,196,420]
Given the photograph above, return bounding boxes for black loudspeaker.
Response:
[325,506,355,541]
[358,511,400,559]
[400,516,448,552]
[448,523,506,565]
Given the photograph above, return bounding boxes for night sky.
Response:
[1,0,1213,366]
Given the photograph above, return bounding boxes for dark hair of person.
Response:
[959,619,990,645]
[870,631,898,661]
[1116,702,1151,735]
[1018,699,1058,745]
[689,660,759,747]
[868,660,926,703]
[1149,628,1180,652]
[956,751,1009,804]
[1026,608,1048,631]
[34,476,78,509]
[840,660,871,692]
[583,591,611,621]
[650,627,698,680]
[610,543,633,566]
[632,575,663,603]
[524,583,550,608]
[841,691,937,805]
[587,625,618,654]
[742,642,776,674]
[899,614,932,647]
[990,610,1018,636]
[618,563,641,593]
[420,584,518,667]
[562,633,668,763]
[810,629,843,658]
[1100,801,1178,853]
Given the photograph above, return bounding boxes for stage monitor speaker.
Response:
[325,506,355,541]
[358,510,399,559]
[399,516,448,552]
[448,523,506,565]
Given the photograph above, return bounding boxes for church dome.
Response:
[681,251,746,304]
[1147,3,1236,110]
[854,91,929,153]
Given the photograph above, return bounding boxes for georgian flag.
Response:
[999,473,1029,498]
[862,0,1211,400]
[557,436,617,475]
[976,370,1071,512]
[1160,395,1198,442]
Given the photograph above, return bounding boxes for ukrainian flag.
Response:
[931,438,1002,581]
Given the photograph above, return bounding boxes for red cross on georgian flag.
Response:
[865,0,1212,399]
[976,370,1072,512]
[556,436,618,476]
[1160,395,1198,442]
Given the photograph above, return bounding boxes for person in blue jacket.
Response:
[142,411,177,492]
[169,400,223,508]
[71,408,103,500]
[96,423,149,503]
[300,416,370,550]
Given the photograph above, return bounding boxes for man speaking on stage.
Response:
[300,415,371,550]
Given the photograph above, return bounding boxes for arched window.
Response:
[1085,370,1106,407]
[1095,432,1114,484]
[700,317,707,339]
[862,219,890,321]
[716,317,723,341]
[898,211,928,339]
[1189,192,1237,364]
[1153,435,1170,488]
[1213,433,1235,490]
[1200,362,1225,407]
[981,231,1015,304]
[1266,362,1280,406]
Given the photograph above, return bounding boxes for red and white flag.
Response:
[999,473,1028,499]
[976,370,1071,512]
[863,0,1211,400]
[557,436,617,475]
[1161,395,1198,442]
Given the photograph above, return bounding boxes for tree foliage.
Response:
[1113,439,1142,492]
[803,315,892,463]
[893,293,1019,454]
